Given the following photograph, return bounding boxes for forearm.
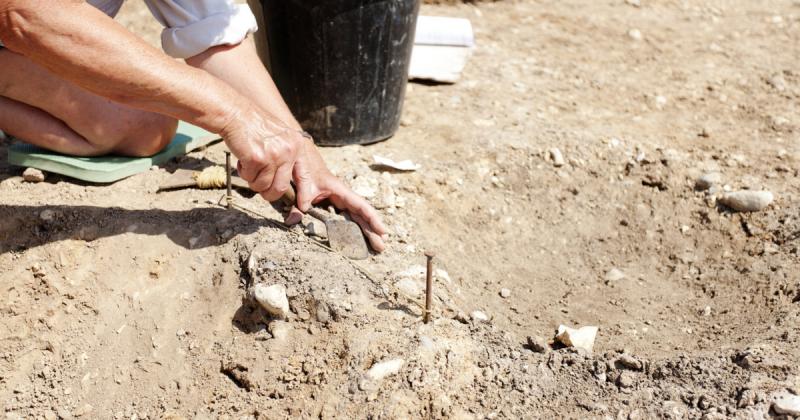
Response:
[185,37,301,131]
[0,0,245,134]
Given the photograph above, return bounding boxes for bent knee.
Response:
[113,115,178,157]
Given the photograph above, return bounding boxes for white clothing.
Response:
[1,0,258,59]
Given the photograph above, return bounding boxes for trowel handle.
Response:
[281,187,332,222]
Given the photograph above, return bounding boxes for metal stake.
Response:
[424,251,435,324]
[225,151,233,210]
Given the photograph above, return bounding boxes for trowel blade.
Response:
[325,219,369,260]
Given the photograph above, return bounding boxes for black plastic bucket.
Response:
[253,0,420,146]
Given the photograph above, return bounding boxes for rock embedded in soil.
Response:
[268,320,291,341]
[499,288,512,298]
[549,148,565,167]
[719,190,774,212]
[365,358,405,381]
[252,284,290,319]
[617,371,635,388]
[604,268,626,283]
[772,391,800,416]
[23,167,46,183]
[471,310,489,323]
[555,325,598,353]
[527,335,550,353]
[695,172,722,190]
[616,354,643,370]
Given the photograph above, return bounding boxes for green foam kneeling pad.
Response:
[7,122,219,183]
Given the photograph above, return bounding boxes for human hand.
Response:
[221,104,299,202]
[285,135,388,253]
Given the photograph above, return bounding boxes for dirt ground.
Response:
[2,0,800,418]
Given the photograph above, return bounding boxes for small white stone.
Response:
[22,168,45,183]
[654,95,668,109]
[39,209,56,221]
[628,29,643,41]
[695,172,722,190]
[252,284,290,319]
[719,190,774,212]
[549,148,565,167]
[470,310,489,322]
[499,288,512,298]
[604,268,626,282]
[772,391,800,416]
[555,325,599,353]
[268,320,291,341]
[365,358,405,381]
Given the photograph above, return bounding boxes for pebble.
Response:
[618,371,635,388]
[365,358,405,381]
[628,29,643,41]
[719,190,774,212]
[617,354,643,370]
[40,209,56,222]
[625,0,641,6]
[268,320,291,341]
[605,268,626,282]
[471,310,489,323]
[549,148,565,167]
[527,335,550,353]
[252,284,290,319]
[73,404,93,418]
[695,172,722,190]
[499,288,512,298]
[772,391,800,416]
[22,168,45,183]
[555,325,598,353]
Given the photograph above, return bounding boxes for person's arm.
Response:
[0,0,387,251]
[0,0,297,200]
[186,38,387,250]
[0,0,242,132]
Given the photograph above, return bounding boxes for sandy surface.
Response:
[2,0,800,418]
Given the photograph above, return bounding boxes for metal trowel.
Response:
[282,187,370,260]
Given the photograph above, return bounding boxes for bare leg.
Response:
[0,96,106,156]
[0,49,177,157]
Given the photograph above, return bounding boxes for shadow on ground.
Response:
[0,204,274,253]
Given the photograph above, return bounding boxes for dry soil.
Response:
[2,0,800,419]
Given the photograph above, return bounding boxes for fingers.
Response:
[236,139,296,203]
[349,211,387,253]
[328,183,388,253]
[259,161,292,202]
[244,161,276,193]
[284,206,304,226]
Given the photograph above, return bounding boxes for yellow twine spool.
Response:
[192,166,227,189]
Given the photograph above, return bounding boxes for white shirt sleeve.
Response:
[143,0,259,59]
